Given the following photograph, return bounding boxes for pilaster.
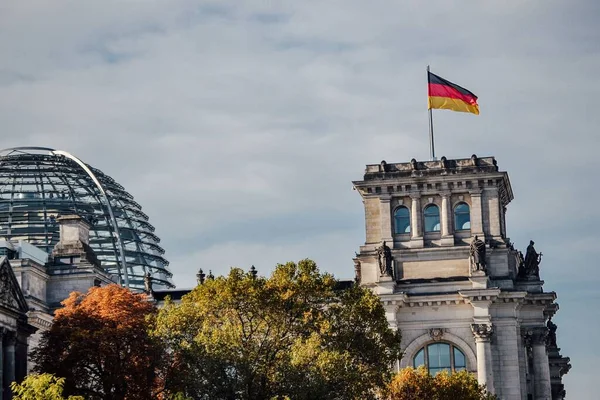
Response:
[0,329,3,400]
[471,323,495,394]
[470,189,485,238]
[3,330,15,400]
[487,190,502,240]
[523,327,552,400]
[380,195,393,244]
[409,193,423,248]
[440,191,454,246]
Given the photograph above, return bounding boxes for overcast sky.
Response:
[1,0,598,397]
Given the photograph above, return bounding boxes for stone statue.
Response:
[380,160,387,173]
[516,250,526,278]
[524,240,542,278]
[470,154,478,166]
[547,318,557,348]
[469,235,486,272]
[144,271,153,293]
[440,156,448,170]
[196,268,206,285]
[376,241,393,277]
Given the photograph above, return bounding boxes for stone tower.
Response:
[353,156,570,400]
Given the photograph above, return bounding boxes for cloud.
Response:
[1,0,598,396]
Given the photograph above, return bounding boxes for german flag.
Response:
[428,72,479,115]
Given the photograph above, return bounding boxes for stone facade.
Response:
[353,156,571,400]
[0,214,115,398]
[0,257,36,400]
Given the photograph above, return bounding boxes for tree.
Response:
[10,373,84,400]
[153,259,402,400]
[385,367,497,400]
[31,284,164,400]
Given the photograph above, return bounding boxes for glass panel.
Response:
[424,205,440,232]
[428,343,450,369]
[454,347,466,369]
[396,207,409,217]
[413,348,425,367]
[454,203,471,231]
[395,217,410,234]
[458,220,471,230]
[394,207,411,234]
[455,203,469,213]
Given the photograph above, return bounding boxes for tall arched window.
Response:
[424,204,440,232]
[454,202,471,231]
[394,206,410,234]
[413,343,466,375]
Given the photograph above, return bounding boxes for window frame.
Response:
[393,206,411,234]
[453,202,471,231]
[423,204,441,233]
[412,342,467,374]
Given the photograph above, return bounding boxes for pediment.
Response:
[0,256,29,314]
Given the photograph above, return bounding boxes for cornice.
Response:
[381,292,469,308]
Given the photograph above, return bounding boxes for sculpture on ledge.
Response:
[525,240,542,277]
[376,241,393,277]
[469,235,486,273]
[547,317,558,348]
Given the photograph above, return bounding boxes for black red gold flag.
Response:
[428,72,479,115]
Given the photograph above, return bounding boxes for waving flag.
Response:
[428,72,479,115]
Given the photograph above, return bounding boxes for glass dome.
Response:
[0,147,173,290]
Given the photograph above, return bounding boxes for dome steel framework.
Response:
[0,147,172,290]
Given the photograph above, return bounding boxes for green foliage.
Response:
[10,373,84,400]
[154,259,402,400]
[385,367,497,400]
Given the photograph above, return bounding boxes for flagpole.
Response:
[427,65,436,160]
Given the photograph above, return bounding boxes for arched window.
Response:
[424,204,440,232]
[454,202,471,231]
[413,343,467,375]
[394,206,410,234]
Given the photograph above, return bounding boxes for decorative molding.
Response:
[471,323,494,340]
[392,294,468,308]
[429,328,445,341]
[522,326,548,346]
[27,316,53,330]
[0,257,29,313]
[400,330,477,371]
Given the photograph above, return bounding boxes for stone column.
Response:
[3,331,15,400]
[524,328,552,400]
[0,329,4,400]
[488,191,502,239]
[440,191,453,246]
[471,323,495,394]
[409,193,423,248]
[380,195,393,244]
[469,190,484,237]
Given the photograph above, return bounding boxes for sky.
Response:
[1,0,598,397]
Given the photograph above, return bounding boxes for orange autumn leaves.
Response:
[31,285,163,400]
